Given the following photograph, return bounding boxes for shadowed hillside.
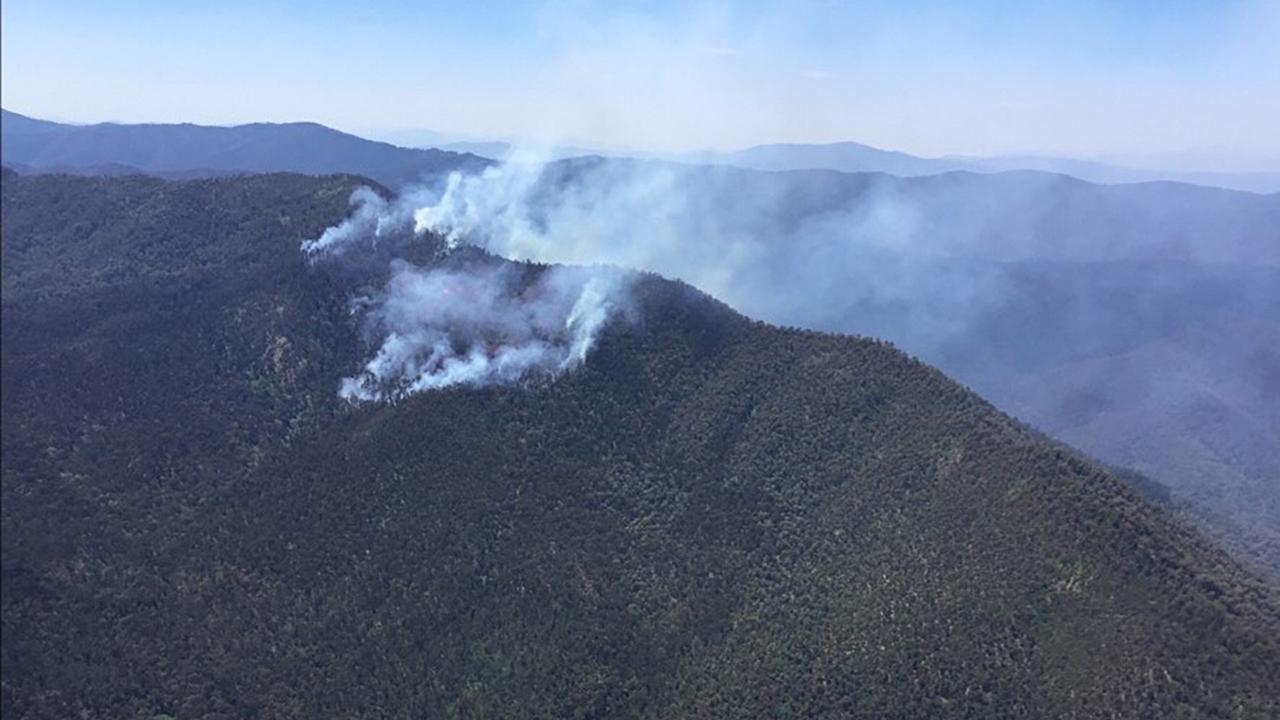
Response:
[2,170,1279,719]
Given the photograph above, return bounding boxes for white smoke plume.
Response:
[301,185,432,257]
[304,154,976,404]
[336,261,623,402]
[303,164,631,402]
[306,150,1278,410]
[410,159,762,299]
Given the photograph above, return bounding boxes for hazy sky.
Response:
[3,0,1278,168]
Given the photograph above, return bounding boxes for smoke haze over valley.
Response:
[295,151,1279,572]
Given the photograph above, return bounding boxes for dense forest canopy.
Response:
[5,110,1278,569]
[2,170,1279,718]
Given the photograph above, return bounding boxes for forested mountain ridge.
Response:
[2,170,1279,718]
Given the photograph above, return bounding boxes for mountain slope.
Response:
[471,156,1280,573]
[0,109,488,188]
[0,109,64,134]
[2,171,1279,718]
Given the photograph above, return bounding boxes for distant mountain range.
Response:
[682,142,1280,193]
[0,109,488,188]
[7,108,1278,193]
[405,137,1280,194]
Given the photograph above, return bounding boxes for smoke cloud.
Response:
[303,164,632,401]
[333,155,1019,360]
[335,261,623,402]
[304,156,1278,479]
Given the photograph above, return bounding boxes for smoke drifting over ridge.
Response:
[304,152,1013,402]
[306,152,1278,413]
[301,154,1280,575]
[303,175,629,401]
[337,262,621,402]
[312,154,1022,371]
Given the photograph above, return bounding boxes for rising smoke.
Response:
[309,153,1017,379]
[335,261,622,402]
[302,152,975,403]
[306,151,1278,421]
[303,166,631,402]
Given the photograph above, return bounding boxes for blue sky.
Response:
[3,0,1277,168]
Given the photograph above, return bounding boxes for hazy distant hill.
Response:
[392,133,1280,193]
[3,170,1279,718]
[694,142,1280,193]
[524,157,1280,265]
[688,141,950,176]
[11,108,1275,193]
[950,154,1280,194]
[432,140,612,162]
[0,109,488,188]
[0,110,64,135]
